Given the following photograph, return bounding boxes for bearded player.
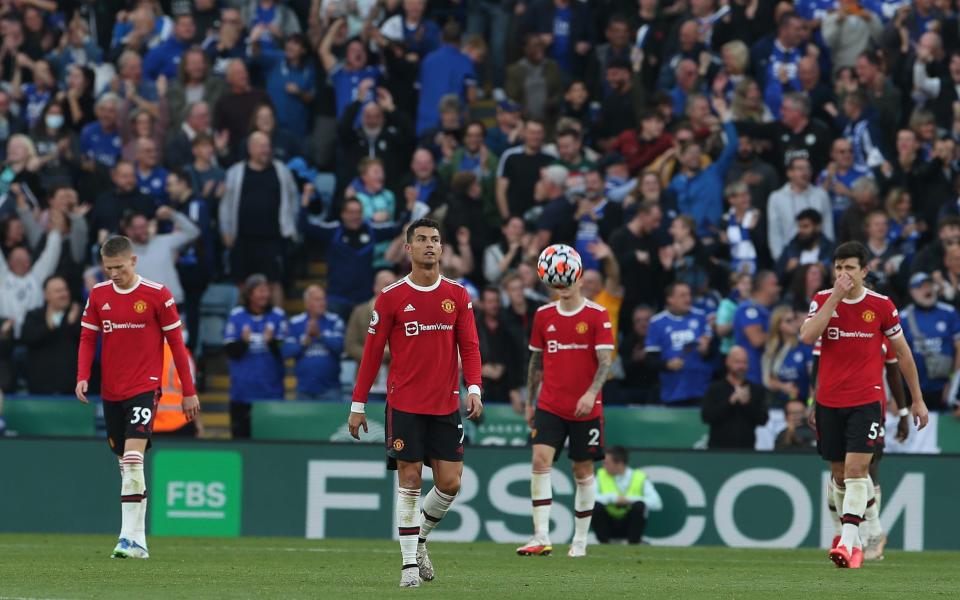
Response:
[517,244,615,558]
[76,235,200,558]
[800,242,928,569]
[348,219,483,588]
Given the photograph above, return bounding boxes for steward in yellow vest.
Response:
[592,446,662,544]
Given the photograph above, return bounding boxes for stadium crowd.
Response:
[3,0,960,440]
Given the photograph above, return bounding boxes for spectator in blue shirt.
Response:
[143,14,196,81]
[319,19,382,120]
[283,285,346,401]
[733,270,781,386]
[134,138,169,206]
[167,168,213,350]
[762,306,812,407]
[485,100,523,157]
[416,22,478,136]
[817,138,874,227]
[301,196,407,322]
[667,96,738,237]
[252,33,316,136]
[378,0,440,59]
[223,274,288,438]
[47,17,103,85]
[901,272,960,411]
[529,0,594,79]
[11,58,55,129]
[644,281,715,407]
[79,93,123,169]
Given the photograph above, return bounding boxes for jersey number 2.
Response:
[131,407,153,425]
[587,428,600,446]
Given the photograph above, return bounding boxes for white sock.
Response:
[419,487,456,547]
[573,475,595,545]
[120,451,145,543]
[396,487,420,570]
[863,476,881,541]
[531,470,552,540]
[827,478,841,537]
[840,477,869,550]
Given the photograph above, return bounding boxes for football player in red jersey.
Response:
[800,242,928,569]
[348,219,483,588]
[517,262,615,558]
[76,236,200,559]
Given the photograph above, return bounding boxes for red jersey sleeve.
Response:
[529,309,544,351]
[157,287,197,396]
[77,293,101,382]
[881,298,903,339]
[594,308,615,350]
[455,288,482,389]
[352,292,393,403]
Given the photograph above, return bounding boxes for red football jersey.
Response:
[806,288,902,408]
[79,276,195,401]
[814,338,898,414]
[352,275,482,415]
[529,300,615,421]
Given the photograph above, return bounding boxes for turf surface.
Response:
[0,534,957,599]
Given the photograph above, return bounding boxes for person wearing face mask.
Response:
[900,272,960,412]
[30,102,78,184]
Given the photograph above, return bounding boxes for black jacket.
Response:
[21,305,81,394]
[336,100,414,202]
[702,378,768,449]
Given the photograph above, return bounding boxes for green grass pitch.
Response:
[1,534,959,599]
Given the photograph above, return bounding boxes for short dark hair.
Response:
[665,281,691,299]
[43,274,66,291]
[442,21,461,44]
[796,208,822,225]
[100,235,133,258]
[608,445,628,464]
[833,241,869,268]
[938,215,960,231]
[406,218,442,243]
[168,168,190,185]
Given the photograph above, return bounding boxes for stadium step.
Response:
[200,412,230,428]
[201,391,229,405]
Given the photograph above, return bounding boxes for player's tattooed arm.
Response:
[526,350,543,407]
[588,349,614,395]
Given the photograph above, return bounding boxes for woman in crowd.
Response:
[762,306,811,408]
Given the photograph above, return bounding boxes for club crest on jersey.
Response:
[393,438,405,452]
[133,300,148,314]
[862,310,876,323]
[575,321,589,334]
[441,299,456,313]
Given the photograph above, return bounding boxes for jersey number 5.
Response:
[868,422,885,440]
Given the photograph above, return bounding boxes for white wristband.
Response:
[898,407,909,418]
[350,402,366,414]
[467,385,482,399]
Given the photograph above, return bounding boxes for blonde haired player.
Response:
[517,244,615,558]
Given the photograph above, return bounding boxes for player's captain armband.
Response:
[350,402,366,414]
[884,323,902,337]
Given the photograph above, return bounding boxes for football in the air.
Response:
[537,244,583,289]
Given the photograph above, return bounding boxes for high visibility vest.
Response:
[154,342,195,433]
[597,467,646,520]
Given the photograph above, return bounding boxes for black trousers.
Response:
[592,501,647,544]
[230,403,252,439]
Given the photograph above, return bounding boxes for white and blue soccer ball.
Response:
[537,244,583,289]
